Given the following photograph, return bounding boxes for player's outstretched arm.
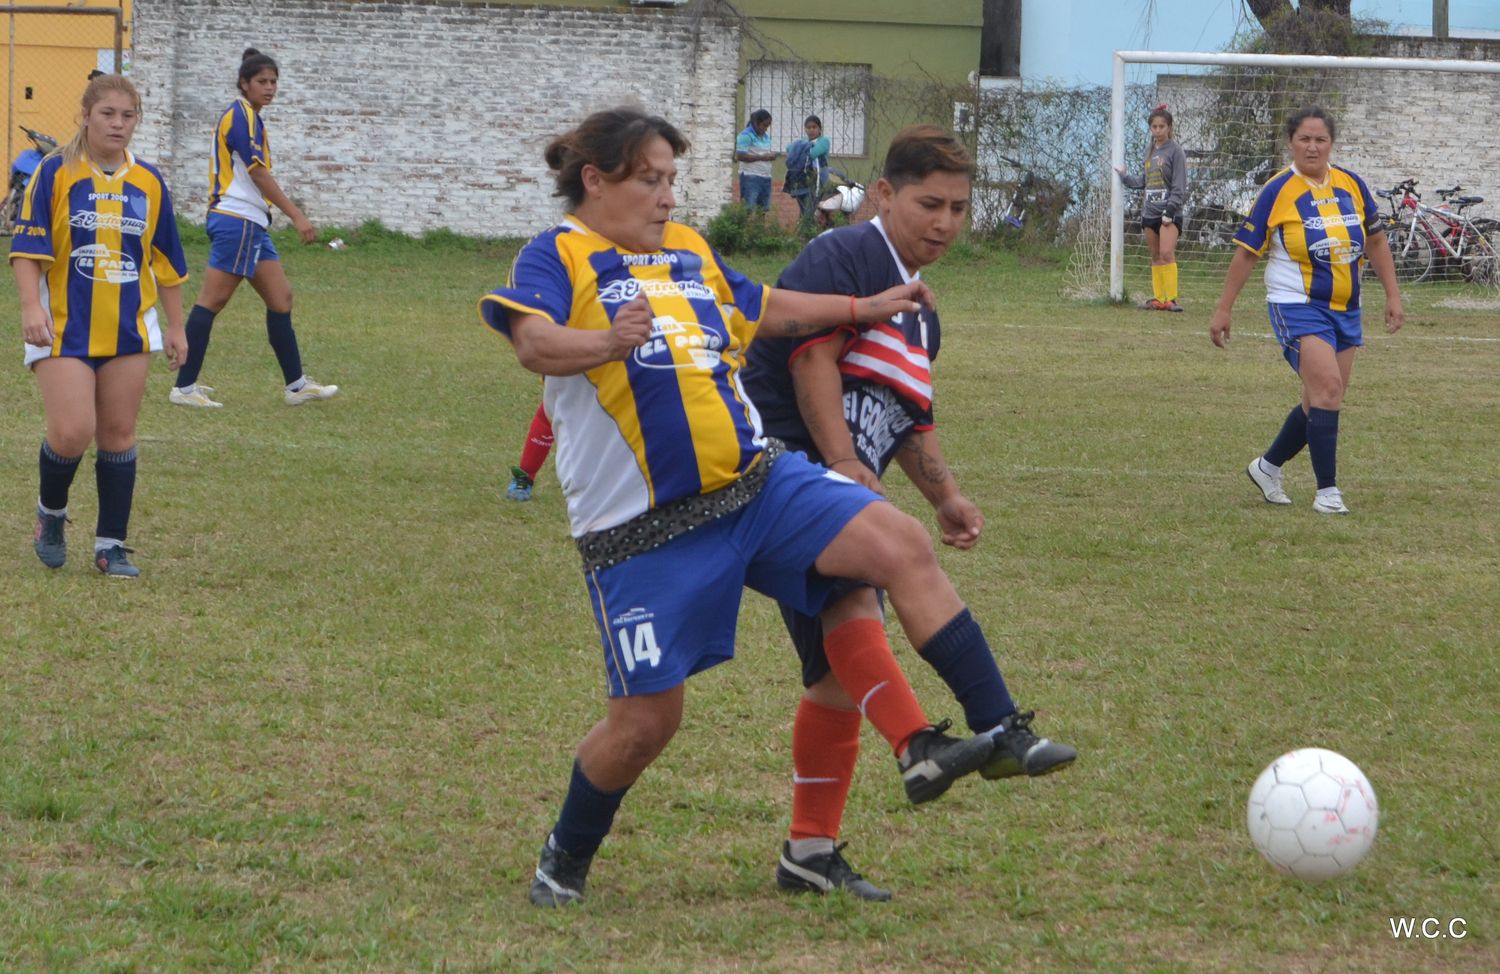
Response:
[789,337,882,493]
[760,282,934,339]
[895,429,982,549]
[249,166,317,244]
[509,297,651,376]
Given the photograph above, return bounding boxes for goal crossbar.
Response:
[1109,50,1500,300]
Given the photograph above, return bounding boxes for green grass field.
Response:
[2,223,1496,973]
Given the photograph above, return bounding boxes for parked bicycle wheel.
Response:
[1461,218,1499,287]
[1385,224,1434,284]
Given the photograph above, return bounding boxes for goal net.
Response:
[1063,50,1500,304]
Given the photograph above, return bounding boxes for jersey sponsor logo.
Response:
[1304,213,1361,231]
[633,315,724,371]
[87,192,130,204]
[609,607,661,674]
[70,210,148,236]
[843,384,914,469]
[620,252,679,266]
[71,243,139,284]
[598,276,715,305]
[1307,236,1363,266]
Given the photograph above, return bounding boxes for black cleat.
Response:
[982,710,1077,780]
[776,841,892,902]
[898,719,995,804]
[33,510,68,569]
[94,544,140,578]
[528,835,593,907]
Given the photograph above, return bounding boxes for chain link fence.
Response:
[2,5,124,228]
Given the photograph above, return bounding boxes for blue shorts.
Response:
[1268,303,1362,372]
[206,212,279,277]
[583,451,881,697]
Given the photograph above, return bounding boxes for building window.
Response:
[744,60,871,157]
[981,0,1022,78]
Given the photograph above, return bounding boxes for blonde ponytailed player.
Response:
[13,74,189,576]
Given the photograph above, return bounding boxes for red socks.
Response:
[789,698,861,841]
[823,618,928,756]
[518,403,554,478]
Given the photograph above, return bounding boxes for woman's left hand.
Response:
[1385,298,1405,335]
[856,281,936,321]
[936,494,983,550]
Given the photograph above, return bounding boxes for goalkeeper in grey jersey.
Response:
[1116,104,1188,311]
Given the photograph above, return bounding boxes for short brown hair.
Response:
[882,125,973,190]
[544,108,690,208]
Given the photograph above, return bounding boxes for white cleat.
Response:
[1246,457,1291,505]
[169,384,223,409]
[284,376,339,406]
[1313,487,1350,515]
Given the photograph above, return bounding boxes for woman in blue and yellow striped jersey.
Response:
[1210,106,1404,515]
[482,108,999,909]
[11,74,188,576]
[170,48,337,409]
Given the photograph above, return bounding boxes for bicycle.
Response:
[1378,180,1497,286]
[1374,179,1433,284]
[1427,185,1499,285]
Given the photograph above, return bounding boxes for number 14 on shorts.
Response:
[614,612,661,673]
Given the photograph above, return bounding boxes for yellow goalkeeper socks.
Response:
[1151,265,1165,303]
[1163,262,1179,302]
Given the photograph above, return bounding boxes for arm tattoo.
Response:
[778,318,822,338]
[794,382,829,443]
[900,435,949,486]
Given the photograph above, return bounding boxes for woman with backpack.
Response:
[785,115,831,223]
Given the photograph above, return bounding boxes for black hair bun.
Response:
[242,48,261,61]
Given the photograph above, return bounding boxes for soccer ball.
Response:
[1246,748,1378,882]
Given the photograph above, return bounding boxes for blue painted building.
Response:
[1015,1,1500,87]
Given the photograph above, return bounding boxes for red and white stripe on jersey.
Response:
[838,321,933,411]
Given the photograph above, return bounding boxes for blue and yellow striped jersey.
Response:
[1234,164,1381,311]
[208,98,272,226]
[480,218,771,536]
[10,151,189,359]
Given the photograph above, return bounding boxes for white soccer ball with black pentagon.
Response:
[1246,748,1378,881]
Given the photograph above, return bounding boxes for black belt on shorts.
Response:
[575,438,787,573]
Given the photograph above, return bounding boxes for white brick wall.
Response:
[1339,37,1500,197]
[130,0,741,236]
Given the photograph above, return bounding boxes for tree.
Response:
[1243,0,1359,55]
[1245,0,1351,26]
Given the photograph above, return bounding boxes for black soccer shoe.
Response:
[33,510,67,569]
[528,835,594,908]
[898,719,996,804]
[981,710,1077,780]
[776,841,893,902]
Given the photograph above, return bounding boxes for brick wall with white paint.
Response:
[1339,37,1500,196]
[130,0,741,237]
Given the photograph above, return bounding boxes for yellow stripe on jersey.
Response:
[9,152,188,360]
[479,219,771,536]
[1235,165,1377,312]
